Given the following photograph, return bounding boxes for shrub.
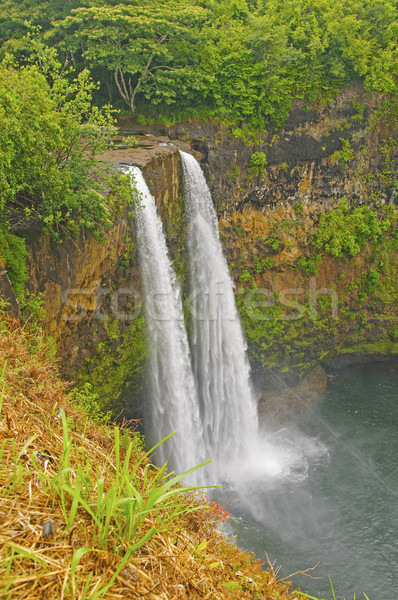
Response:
[248,152,267,175]
[312,198,391,258]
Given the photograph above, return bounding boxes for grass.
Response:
[0,310,303,599]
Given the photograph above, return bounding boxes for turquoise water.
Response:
[228,362,398,599]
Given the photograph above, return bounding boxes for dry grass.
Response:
[0,313,306,600]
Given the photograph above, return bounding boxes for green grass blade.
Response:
[17,434,37,463]
[329,575,336,600]
[0,361,6,416]
[6,543,47,567]
[70,547,92,595]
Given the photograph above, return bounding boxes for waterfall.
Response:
[180,151,259,483]
[127,166,204,480]
[128,158,322,492]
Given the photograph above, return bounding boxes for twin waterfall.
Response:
[128,152,259,485]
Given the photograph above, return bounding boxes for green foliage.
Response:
[294,254,322,275]
[364,268,381,294]
[248,151,267,175]
[1,0,397,126]
[123,135,137,149]
[238,269,255,288]
[229,165,241,181]
[32,415,213,554]
[264,232,282,252]
[0,35,116,244]
[51,1,212,113]
[79,315,148,409]
[0,225,27,298]
[254,257,274,273]
[70,382,112,426]
[330,138,355,170]
[312,198,391,258]
[231,127,263,145]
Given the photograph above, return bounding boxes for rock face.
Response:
[8,84,397,415]
[25,139,184,381]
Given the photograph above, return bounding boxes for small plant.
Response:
[294,254,322,275]
[229,165,241,181]
[364,268,380,294]
[70,383,112,426]
[254,257,275,273]
[248,151,267,175]
[312,198,391,258]
[20,292,46,329]
[0,225,28,299]
[238,270,255,288]
[123,135,137,148]
[32,412,214,556]
[330,138,355,170]
[264,233,282,252]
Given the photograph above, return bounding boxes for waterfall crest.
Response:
[180,151,259,482]
[128,166,204,479]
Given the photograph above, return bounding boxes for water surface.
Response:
[228,363,398,599]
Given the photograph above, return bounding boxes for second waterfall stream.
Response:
[180,150,259,481]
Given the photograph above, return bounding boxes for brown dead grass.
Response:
[0,313,306,600]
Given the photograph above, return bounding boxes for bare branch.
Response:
[114,69,130,107]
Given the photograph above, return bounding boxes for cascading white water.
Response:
[128,158,324,492]
[127,166,205,480]
[179,151,328,500]
[180,151,259,482]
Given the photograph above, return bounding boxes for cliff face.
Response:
[5,84,396,414]
[119,84,398,399]
[23,141,184,411]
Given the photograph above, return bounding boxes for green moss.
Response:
[78,315,147,410]
[339,339,398,355]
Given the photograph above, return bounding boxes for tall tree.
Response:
[51,1,212,112]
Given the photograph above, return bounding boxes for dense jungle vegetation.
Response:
[1,0,398,126]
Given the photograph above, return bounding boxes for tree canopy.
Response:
[1,0,398,126]
[50,1,212,112]
[0,52,116,241]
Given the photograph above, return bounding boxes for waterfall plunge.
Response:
[130,157,308,488]
[179,152,327,493]
[128,166,205,480]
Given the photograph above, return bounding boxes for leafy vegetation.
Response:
[0,0,397,127]
[0,226,27,297]
[312,198,391,258]
[248,151,267,175]
[0,37,117,236]
[0,32,117,296]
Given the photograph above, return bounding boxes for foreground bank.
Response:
[0,310,305,600]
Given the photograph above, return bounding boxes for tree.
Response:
[51,1,211,112]
[0,42,116,241]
